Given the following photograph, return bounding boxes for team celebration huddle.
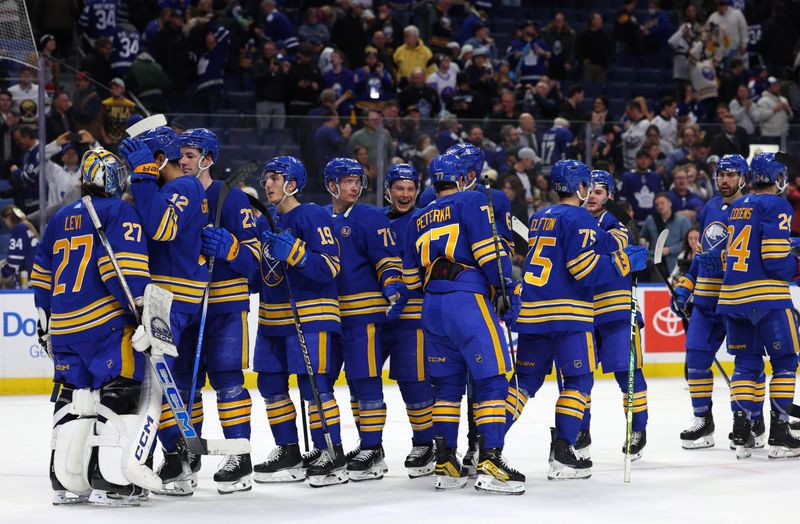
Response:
[30,115,800,506]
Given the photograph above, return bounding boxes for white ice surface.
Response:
[1,377,797,524]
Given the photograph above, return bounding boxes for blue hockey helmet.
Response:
[716,154,748,177]
[748,152,786,188]
[589,169,615,197]
[551,159,590,196]
[262,155,307,194]
[179,128,220,162]
[324,157,367,197]
[446,143,485,183]
[429,153,464,190]
[137,126,181,162]
[384,163,419,192]
[81,148,128,198]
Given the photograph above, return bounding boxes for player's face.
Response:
[179,147,202,175]
[263,171,287,205]
[586,186,608,214]
[334,175,363,205]
[389,179,417,213]
[715,169,741,198]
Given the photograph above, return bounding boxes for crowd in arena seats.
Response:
[1,0,800,279]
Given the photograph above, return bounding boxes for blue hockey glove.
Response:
[670,276,694,315]
[120,137,159,181]
[201,226,239,261]
[262,230,307,267]
[384,279,408,320]
[613,245,648,277]
[498,278,521,324]
[697,251,723,276]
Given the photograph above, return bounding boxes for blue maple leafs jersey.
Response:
[717,193,797,314]
[385,207,423,328]
[685,196,731,308]
[78,1,117,43]
[205,182,259,314]
[326,203,402,326]
[513,204,631,334]
[540,127,573,168]
[131,175,209,313]
[111,24,141,77]
[403,190,512,296]
[592,210,639,325]
[2,222,38,285]
[255,204,341,336]
[31,197,150,344]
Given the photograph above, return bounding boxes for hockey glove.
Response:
[497,278,522,324]
[670,276,694,315]
[262,230,307,267]
[201,226,240,262]
[612,245,648,277]
[132,323,178,357]
[120,137,160,181]
[384,279,408,319]
[697,251,723,276]
[36,307,51,360]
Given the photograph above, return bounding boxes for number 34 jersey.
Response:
[31,197,151,345]
[513,204,632,334]
[717,193,797,315]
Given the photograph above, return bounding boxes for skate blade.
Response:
[253,467,306,483]
[464,465,478,479]
[217,476,253,495]
[547,464,592,480]
[52,490,89,505]
[153,479,194,497]
[629,451,643,462]
[380,459,389,474]
[434,474,468,490]
[574,445,591,460]
[308,469,349,488]
[681,435,715,449]
[735,445,752,459]
[88,489,141,507]
[768,445,800,459]
[407,461,435,479]
[474,474,525,495]
[346,466,384,482]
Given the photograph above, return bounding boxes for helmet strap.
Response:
[278,179,298,208]
[197,155,214,177]
[577,184,589,203]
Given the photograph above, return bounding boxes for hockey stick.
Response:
[481,176,519,419]
[187,161,260,418]
[81,195,249,456]
[601,199,640,483]
[250,194,338,460]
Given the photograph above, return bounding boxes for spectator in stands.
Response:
[686,161,713,200]
[539,117,573,173]
[446,72,486,120]
[643,138,667,176]
[668,23,694,97]
[99,78,137,150]
[38,34,60,95]
[465,21,497,61]
[152,9,193,102]
[677,84,706,123]
[718,58,747,104]
[515,29,551,86]
[72,72,102,143]
[619,148,664,222]
[413,0,452,53]
[576,13,613,82]
[254,41,288,130]
[393,25,434,83]
[688,32,720,122]
[466,48,497,101]
[641,0,671,54]
[466,124,496,165]
[517,113,538,155]
[316,109,352,174]
[0,90,21,164]
[299,7,330,45]
[261,0,296,45]
[367,2,403,50]
[621,100,651,171]
[593,123,623,174]
[435,114,460,154]
[349,109,395,175]
[665,123,699,174]
[486,90,521,143]
[646,124,673,157]
[756,77,793,140]
[587,96,613,138]
[0,203,38,288]
[706,0,748,68]
[668,166,705,220]
[652,96,678,147]
[493,125,523,171]
[501,147,537,216]
[8,67,44,129]
[680,3,702,33]
[287,43,323,116]
[541,12,576,81]
[323,49,356,119]
[728,84,759,136]
[614,0,645,55]
[398,68,440,118]
[506,20,536,69]
[641,192,691,275]
[669,226,700,281]
[354,46,395,111]
[533,173,559,208]
[8,126,70,214]
[426,54,457,109]
[558,85,586,135]
[370,31,397,78]
[125,52,170,114]
[526,80,560,120]
[44,92,76,143]
[194,26,230,114]
[353,144,378,190]
[331,1,368,68]
[708,114,750,157]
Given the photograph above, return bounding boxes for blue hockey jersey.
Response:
[2,222,38,286]
[111,24,141,77]
[131,175,209,313]
[403,190,512,296]
[682,196,731,308]
[78,1,117,43]
[513,203,632,334]
[386,207,423,328]
[592,210,638,325]
[717,194,796,314]
[256,204,341,336]
[31,197,150,344]
[540,127,573,168]
[327,203,402,326]
[205,182,259,315]
[195,26,230,92]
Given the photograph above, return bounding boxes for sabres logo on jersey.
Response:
[341,225,352,237]
[702,221,728,252]
[260,243,284,287]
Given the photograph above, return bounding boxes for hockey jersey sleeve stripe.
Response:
[152,207,179,241]
[567,250,595,270]
[609,229,628,250]
[30,264,52,290]
[50,304,127,334]
[320,253,341,278]
[569,253,601,280]
[151,275,207,303]
[208,278,250,303]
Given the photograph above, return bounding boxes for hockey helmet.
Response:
[81,148,128,198]
[428,153,464,190]
[324,157,368,189]
[749,152,787,190]
[446,143,484,188]
[551,159,590,196]
[138,126,181,162]
[263,155,307,194]
[589,169,615,197]
[179,128,220,162]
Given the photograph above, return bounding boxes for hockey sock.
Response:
[730,353,765,416]
[579,395,591,432]
[258,372,298,446]
[753,373,766,420]
[352,377,385,448]
[398,380,434,445]
[212,371,251,440]
[504,380,529,430]
[299,374,341,447]
[555,374,593,445]
[158,389,203,453]
[615,369,648,432]
[472,375,509,449]
[769,354,798,416]
[431,374,464,449]
[686,350,714,417]
[347,379,360,432]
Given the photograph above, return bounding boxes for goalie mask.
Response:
[81,148,128,198]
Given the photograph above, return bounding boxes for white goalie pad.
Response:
[143,284,177,358]
[52,390,96,496]
[126,113,168,138]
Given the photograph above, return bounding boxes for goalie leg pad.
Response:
[52,386,96,497]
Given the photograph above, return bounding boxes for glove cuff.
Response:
[612,249,631,277]
[676,275,695,292]
[225,236,240,261]
[286,238,307,267]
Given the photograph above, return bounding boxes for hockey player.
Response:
[0,204,39,287]
[252,156,346,487]
[382,163,436,478]
[580,169,648,460]
[324,157,405,482]
[31,148,157,506]
[175,128,260,493]
[716,152,800,459]
[394,153,524,494]
[505,159,647,480]
[671,155,767,450]
[119,126,210,495]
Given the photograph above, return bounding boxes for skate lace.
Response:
[688,416,707,431]
[352,449,379,464]
[497,455,521,476]
[218,455,242,472]
[313,450,332,468]
[266,446,285,463]
[630,432,643,446]
[408,445,430,459]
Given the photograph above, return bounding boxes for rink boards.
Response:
[0,283,761,394]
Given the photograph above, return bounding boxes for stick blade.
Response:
[653,229,670,265]
[511,216,529,242]
[126,114,168,137]
[602,199,632,227]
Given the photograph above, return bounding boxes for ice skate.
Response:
[623,430,647,461]
[462,439,479,478]
[346,446,386,481]
[729,417,766,450]
[680,412,715,449]
[433,437,468,490]
[214,454,253,494]
[188,451,201,487]
[768,412,800,459]
[731,410,754,459]
[155,451,194,496]
[474,448,525,495]
[302,447,323,468]
[306,445,348,487]
[574,430,592,459]
[548,439,592,480]
[50,453,88,505]
[405,442,435,478]
[254,444,306,483]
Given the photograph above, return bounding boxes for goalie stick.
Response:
[81,195,249,456]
